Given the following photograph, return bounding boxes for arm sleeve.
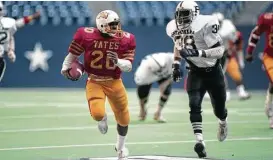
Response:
[204,18,223,48]
[200,45,225,59]
[247,15,266,54]
[61,52,79,71]
[15,15,36,28]
[117,34,136,72]
[120,34,136,62]
[68,28,85,56]
[116,59,132,72]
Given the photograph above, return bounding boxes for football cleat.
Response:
[115,146,129,160]
[98,114,108,134]
[194,141,207,158]
[217,120,228,142]
[154,111,167,123]
[238,92,251,101]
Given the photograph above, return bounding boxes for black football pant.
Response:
[187,64,228,134]
[0,57,6,82]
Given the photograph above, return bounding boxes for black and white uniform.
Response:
[134,52,174,98]
[0,17,17,82]
[166,15,228,134]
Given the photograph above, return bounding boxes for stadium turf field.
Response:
[0,89,272,160]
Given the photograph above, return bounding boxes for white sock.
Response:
[266,90,273,104]
[237,85,247,95]
[116,134,126,151]
[219,118,227,124]
[100,114,107,122]
[195,133,204,142]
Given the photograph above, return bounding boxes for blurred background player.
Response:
[246,12,273,129]
[134,52,174,123]
[204,12,250,101]
[226,31,251,100]
[61,10,136,160]
[0,2,40,82]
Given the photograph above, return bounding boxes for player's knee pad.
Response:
[115,108,130,127]
[88,99,105,121]
[137,84,151,101]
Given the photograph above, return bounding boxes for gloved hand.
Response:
[172,62,183,82]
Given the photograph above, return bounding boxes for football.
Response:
[68,60,85,80]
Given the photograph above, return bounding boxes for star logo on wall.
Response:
[25,42,53,72]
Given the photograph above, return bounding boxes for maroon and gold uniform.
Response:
[227,31,244,82]
[68,27,136,126]
[247,13,273,83]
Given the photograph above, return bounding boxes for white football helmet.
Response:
[175,0,200,29]
[213,12,224,26]
[96,10,122,37]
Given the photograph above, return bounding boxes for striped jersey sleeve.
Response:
[68,28,85,56]
[247,14,266,54]
[121,34,136,62]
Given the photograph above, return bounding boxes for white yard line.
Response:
[0,108,264,120]
[0,137,272,151]
[0,120,267,133]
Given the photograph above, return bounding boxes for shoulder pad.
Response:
[1,17,16,29]
[166,19,177,38]
[191,15,216,32]
[123,31,132,39]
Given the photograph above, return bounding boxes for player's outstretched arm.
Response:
[15,12,40,28]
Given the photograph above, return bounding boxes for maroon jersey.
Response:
[68,27,136,79]
[247,13,273,57]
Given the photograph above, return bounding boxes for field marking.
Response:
[0,137,272,151]
[0,108,265,120]
[0,120,267,133]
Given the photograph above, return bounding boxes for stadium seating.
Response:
[261,2,273,13]
[3,1,92,26]
[116,1,245,26]
[2,1,244,26]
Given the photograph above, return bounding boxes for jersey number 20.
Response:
[90,50,116,70]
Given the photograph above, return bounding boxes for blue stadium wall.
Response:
[0,24,268,89]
